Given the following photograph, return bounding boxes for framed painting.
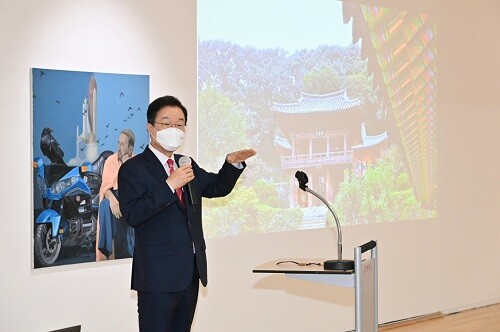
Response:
[31,68,149,268]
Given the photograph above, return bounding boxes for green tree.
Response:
[333,145,426,224]
[203,180,259,237]
[253,178,285,208]
[302,66,341,94]
[203,179,303,237]
[345,67,377,104]
[198,87,250,170]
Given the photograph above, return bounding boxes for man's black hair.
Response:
[146,95,188,125]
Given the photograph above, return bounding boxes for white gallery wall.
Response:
[0,1,498,331]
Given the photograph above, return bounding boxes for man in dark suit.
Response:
[118,95,256,332]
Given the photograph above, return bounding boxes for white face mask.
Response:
[153,127,185,152]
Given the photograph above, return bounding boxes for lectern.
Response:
[253,240,378,332]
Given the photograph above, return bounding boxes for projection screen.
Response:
[197,0,437,238]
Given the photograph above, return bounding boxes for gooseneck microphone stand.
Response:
[296,171,354,271]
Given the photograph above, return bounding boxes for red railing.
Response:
[280,150,353,169]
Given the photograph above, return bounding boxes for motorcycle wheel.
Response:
[34,223,61,267]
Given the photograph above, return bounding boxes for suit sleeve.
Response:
[194,159,245,199]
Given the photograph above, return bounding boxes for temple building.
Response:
[272,89,388,209]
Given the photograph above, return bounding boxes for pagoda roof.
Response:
[274,135,292,150]
[271,89,362,114]
[352,123,388,149]
[274,123,387,152]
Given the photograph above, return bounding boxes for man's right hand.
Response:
[166,164,194,190]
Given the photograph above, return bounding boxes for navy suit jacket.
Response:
[118,146,244,292]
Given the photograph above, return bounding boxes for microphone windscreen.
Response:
[295,170,308,184]
[179,156,191,166]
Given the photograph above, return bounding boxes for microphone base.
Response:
[323,259,355,271]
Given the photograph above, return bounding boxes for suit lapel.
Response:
[142,146,168,183]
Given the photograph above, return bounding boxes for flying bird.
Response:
[40,127,66,165]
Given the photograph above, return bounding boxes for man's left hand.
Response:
[226,149,257,164]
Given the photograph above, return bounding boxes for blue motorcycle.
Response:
[33,152,111,267]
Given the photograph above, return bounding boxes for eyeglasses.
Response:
[154,122,186,130]
[276,260,322,267]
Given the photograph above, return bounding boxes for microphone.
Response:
[294,170,354,271]
[295,170,309,191]
[179,156,197,206]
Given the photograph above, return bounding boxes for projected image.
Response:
[197,0,437,237]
